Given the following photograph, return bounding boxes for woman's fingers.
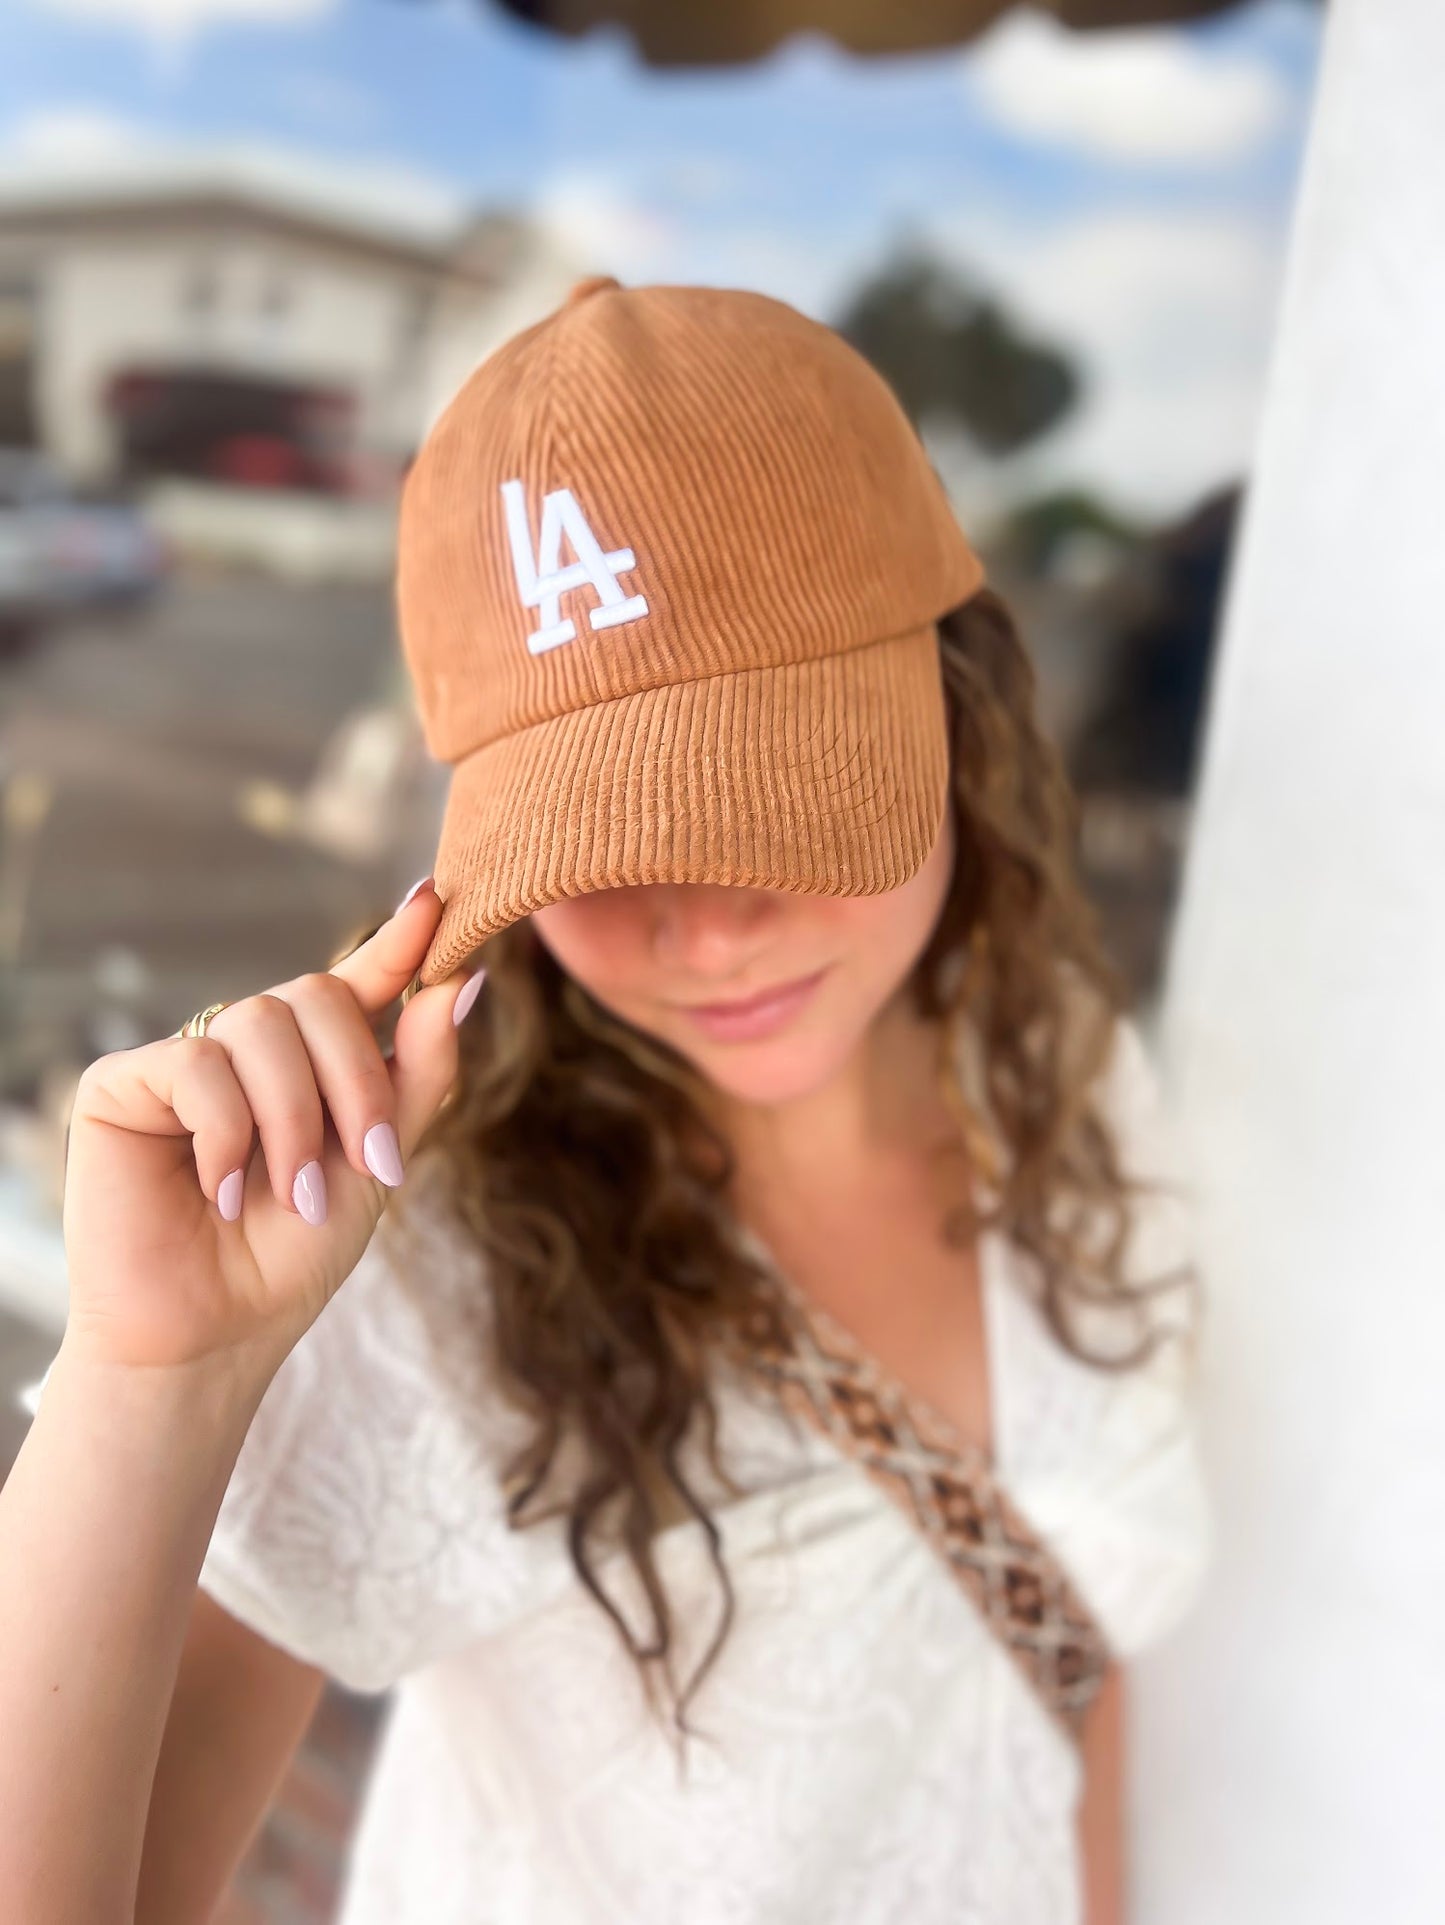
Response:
[126,1035,257,1215]
[197,993,329,1221]
[153,876,487,1225]
[56,873,489,1377]
[337,869,490,1161]
[326,874,445,1021]
[389,955,486,1160]
[260,968,408,1193]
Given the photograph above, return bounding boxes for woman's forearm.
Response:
[0,1335,270,1925]
[1079,1663,1127,1925]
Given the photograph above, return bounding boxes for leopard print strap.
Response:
[712,1282,1112,1746]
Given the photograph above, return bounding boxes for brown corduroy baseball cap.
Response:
[397,275,986,988]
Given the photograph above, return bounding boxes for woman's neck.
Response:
[699,990,962,1210]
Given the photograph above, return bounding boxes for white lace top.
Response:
[184,1013,1210,1924]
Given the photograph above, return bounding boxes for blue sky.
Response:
[0,0,1325,515]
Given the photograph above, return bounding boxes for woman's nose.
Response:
[648,883,779,973]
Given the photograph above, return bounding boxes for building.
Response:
[0,153,584,571]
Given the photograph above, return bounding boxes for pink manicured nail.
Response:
[452,966,487,1026]
[363,1121,404,1187]
[217,1167,244,1221]
[395,875,433,914]
[293,1159,328,1226]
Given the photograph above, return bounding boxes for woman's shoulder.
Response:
[1084,1002,1201,1356]
[1053,968,1179,1164]
[989,995,1214,1657]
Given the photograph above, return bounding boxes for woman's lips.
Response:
[678,967,829,1043]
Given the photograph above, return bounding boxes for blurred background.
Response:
[0,1,1324,1918]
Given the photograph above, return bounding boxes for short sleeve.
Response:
[995,1013,1214,1663]
[197,1162,568,1692]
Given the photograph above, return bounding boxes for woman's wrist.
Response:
[48,1323,279,1446]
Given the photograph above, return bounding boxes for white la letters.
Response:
[501,478,649,655]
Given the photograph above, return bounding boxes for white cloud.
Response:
[527,172,679,283]
[926,203,1289,516]
[29,0,333,30]
[0,106,155,168]
[966,6,1291,165]
[23,0,336,74]
[525,169,868,323]
[0,114,470,248]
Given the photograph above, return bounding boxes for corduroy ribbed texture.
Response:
[395,277,986,985]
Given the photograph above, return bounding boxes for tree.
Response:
[833,246,1080,457]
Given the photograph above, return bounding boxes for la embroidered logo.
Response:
[501,478,649,656]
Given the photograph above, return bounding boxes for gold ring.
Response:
[173,1001,232,1040]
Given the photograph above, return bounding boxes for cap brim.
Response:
[415,620,951,987]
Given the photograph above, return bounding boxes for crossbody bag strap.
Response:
[712,1283,1113,1747]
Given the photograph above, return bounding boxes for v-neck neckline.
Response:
[724,1213,1009,1476]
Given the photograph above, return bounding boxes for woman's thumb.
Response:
[390,965,486,1157]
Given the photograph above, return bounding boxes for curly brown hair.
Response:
[369,585,1194,1766]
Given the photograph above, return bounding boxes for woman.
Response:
[0,279,1209,1925]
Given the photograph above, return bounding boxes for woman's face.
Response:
[529,801,957,1109]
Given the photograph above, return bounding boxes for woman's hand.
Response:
[58,877,482,1380]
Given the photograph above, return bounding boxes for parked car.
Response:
[0,448,170,648]
[0,451,57,648]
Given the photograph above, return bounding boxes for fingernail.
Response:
[453,965,487,1027]
[217,1167,245,1221]
[363,1121,405,1188]
[293,1159,328,1226]
[395,875,433,914]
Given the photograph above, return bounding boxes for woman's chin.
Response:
[682,1035,848,1110]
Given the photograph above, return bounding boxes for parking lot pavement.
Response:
[0,567,443,1094]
